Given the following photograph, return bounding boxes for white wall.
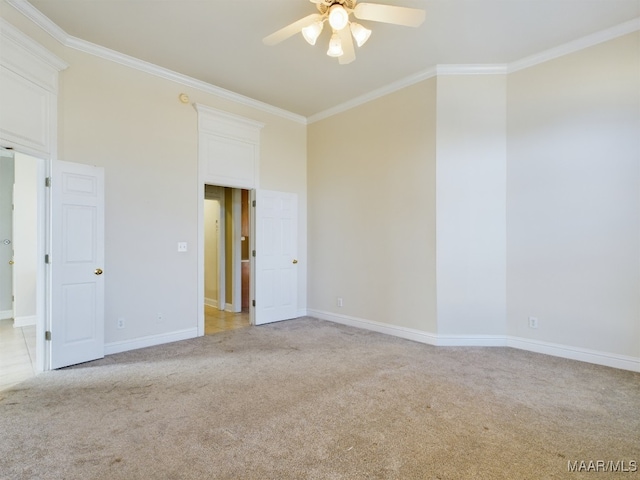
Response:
[435,74,507,337]
[507,32,640,359]
[13,152,38,326]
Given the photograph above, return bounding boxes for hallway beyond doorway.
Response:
[204,305,250,335]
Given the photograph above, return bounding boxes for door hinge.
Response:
[252,250,256,257]
[252,299,256,307]
[252,200,256,207]
[45,177,51,187]
[45,331,51,341]
[45,254,50,264]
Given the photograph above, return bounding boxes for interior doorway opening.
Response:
[0,147,45,388]
[203,185,250,335]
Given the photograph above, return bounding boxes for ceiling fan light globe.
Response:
[327,32,344,57]
[302,20,324,45]
[328,5,349,30]
[350,22,371,47]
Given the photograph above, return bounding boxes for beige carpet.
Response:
[1,318,638,479]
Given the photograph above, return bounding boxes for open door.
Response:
[253,189,298,325]
[50,160,105,369]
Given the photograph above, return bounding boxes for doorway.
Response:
[0,148,42,389]
[203,185,250,335]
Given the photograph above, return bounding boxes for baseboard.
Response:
[307,309,440,345]
[297,308,308,318]
[507,336,640,373]
[104,328,198,356]
[0,310,12,320]
[307,309,640,373]
[204,297,218,308]
[13,315,37,327]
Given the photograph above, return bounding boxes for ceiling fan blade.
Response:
[263,13,323,46]
[338,28,356,65]
[353,3,426,27]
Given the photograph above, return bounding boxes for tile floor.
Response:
[0,318,37,391]
[205,305,250,335]
[0,306,250,391]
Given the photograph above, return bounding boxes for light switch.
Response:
[178,242,188,252]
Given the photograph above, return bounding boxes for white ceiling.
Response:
[16,0,640,118]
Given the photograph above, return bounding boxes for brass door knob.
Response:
[94,268,103,275]
[8,260,14,265]
[292,259,298,264]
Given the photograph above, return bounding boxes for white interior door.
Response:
[50,160,105,369]
[253,189,298,325]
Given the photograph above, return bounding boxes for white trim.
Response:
[508,17,640,73]
[308,67,437,123]
[308,309,439,345]
[204,297,218,308]
[13,315,36,327]
[0,17,68,73]
[308,310,640,373]
[0,310,12,320]
[436,64,508,76]
[507,336,640,373]
[6,0,306,125]
[104,328,198,356]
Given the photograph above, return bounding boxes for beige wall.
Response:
[0,5,307,345]
[308,79,438,332]
[506,32,640,358]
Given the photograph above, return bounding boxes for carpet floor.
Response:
[1,317,638,479]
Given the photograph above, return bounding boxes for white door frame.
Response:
[197,183,253,335]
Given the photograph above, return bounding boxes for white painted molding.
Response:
[507,337,640,373]
[194,104,265,143]
[204,297,218,308]
[308,67,437,123]
[508,17,640,73]
[0,17,68,74]
[13,315,37,327]
[436,64,508,76]
[8,0,638,124]
[6,0,307,125]
[308,310,640,373]
[104,328,198,356]
[308,309,440,345]
[0,310,13,320]
[309,17,640,122]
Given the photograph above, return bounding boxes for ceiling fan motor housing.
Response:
[317,0,357,15]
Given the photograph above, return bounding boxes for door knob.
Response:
[94,268,103,275]
[292,259,298,264]
[8,260,14,265]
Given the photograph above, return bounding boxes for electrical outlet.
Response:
[528,316,538,329]
[117,317,125,329]
[337,297,343,307]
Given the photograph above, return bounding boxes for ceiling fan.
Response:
[263,0,426,64]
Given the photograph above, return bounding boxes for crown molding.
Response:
[0,15,67,71]
[6,0,307,125]
[508,16,640,73]
[308,66,438,123]
[6,0,640,124]
[436,64,508,76]
[309,17,639,122]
